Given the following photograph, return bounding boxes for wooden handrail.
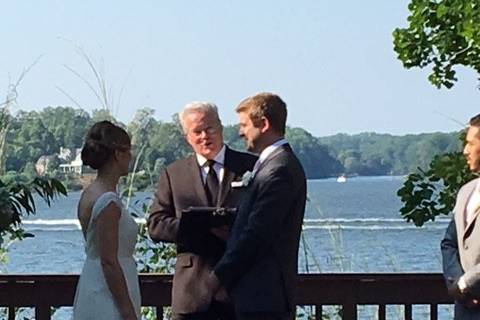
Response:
[0,273,453,319]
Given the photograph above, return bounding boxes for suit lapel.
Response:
[218,147,236,206]
[255,144,290,174]
[464,203,480,238]
[187,155,209,206]
[461,183,478,239]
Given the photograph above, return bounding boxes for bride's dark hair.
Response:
[81,121,131,170]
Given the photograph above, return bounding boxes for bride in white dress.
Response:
[73,121,140,320]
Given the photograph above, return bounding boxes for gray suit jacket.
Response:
[441,177,480,319]
[148,146,257,313]
[214,144,307,314]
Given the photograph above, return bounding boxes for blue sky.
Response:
[1,1,478,137]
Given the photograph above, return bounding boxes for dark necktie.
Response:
[205,160,219,206]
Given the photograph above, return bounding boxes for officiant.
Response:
[148,101,257,320]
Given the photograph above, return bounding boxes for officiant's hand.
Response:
[210,225,229,241]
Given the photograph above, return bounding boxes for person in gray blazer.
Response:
[442,113,480,319]
[148,102,257,320]
[206,92,307,320]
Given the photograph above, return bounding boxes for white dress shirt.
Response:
[253,138,288,173]
[196,145,226,184]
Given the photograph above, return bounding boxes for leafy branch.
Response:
[398,150,476,226]
[0,177,67,244]
[393,0,480,88]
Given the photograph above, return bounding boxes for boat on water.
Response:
[336,174,347,183]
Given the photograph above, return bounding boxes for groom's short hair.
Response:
[470,113,480,128]
[236,92,287,135]
[179,101,222,134]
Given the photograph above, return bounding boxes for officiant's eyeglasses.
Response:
[188,126,218,137]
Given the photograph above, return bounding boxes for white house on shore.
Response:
[59,148,84,174]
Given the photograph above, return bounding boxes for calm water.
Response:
[3,176,452,319]
[5,176,448,273]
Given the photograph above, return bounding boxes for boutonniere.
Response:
[231,170,255,188]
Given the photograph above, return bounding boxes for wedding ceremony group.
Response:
[73,92,306,320]
[60,86,480,320]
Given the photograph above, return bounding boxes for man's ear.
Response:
[260,117,270,134]
[113,149,121,161]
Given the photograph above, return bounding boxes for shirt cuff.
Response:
[458,276,467,292]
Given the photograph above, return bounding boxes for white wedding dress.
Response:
[73,192,141,319]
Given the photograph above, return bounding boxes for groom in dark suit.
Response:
[148,102,257,320]
[207,92,307,320]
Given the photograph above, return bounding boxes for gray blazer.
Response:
[214,144,307,315]
[441,177,480,318]
[148,146,257,313]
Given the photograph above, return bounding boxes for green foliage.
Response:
[135,223,176,274]
[394,2,480,224]
[225,125,344,178]
[125,193,176,274]
[286,127,343,178]
[91,109,117,123]
[127,192,176,319]
[3,106,466,186]
[222,124,245,150]
[0,176,67,245]
[397,136,476,226]
[5,107,90,172]
[393,0,480,88]
[320,131,461,176]
[0,106,11,175]
[40,106,91,149]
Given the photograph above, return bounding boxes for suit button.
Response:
[464,244,469,250]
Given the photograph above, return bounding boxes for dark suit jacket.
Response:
[441,177,480,319]
[214,144,307,314]
[148,146,257,313]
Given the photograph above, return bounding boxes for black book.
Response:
[176,207,237,256]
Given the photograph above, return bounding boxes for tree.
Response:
[6,114,58,171]
[127,108,156,171]
[128,107,156,148]
[394,1,479,225]
[223,125,245,151]
[397,147,475,226]
[144,115,189,167]
[40,106,91,149]
[225,125,345,178]
[393,0,480,88]
[0,177,66,245]
[91,109,117,123]
[286,127,343,179]
[0,58,40,174]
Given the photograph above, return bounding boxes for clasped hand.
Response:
[210,225,229,241]
[204,272,229,304]
[449,285,480,309]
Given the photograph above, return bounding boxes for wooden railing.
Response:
[0,273,453,319]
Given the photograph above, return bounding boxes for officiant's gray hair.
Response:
[179,101,222,134]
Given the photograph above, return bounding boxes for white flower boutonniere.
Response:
[231,170,255,188]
